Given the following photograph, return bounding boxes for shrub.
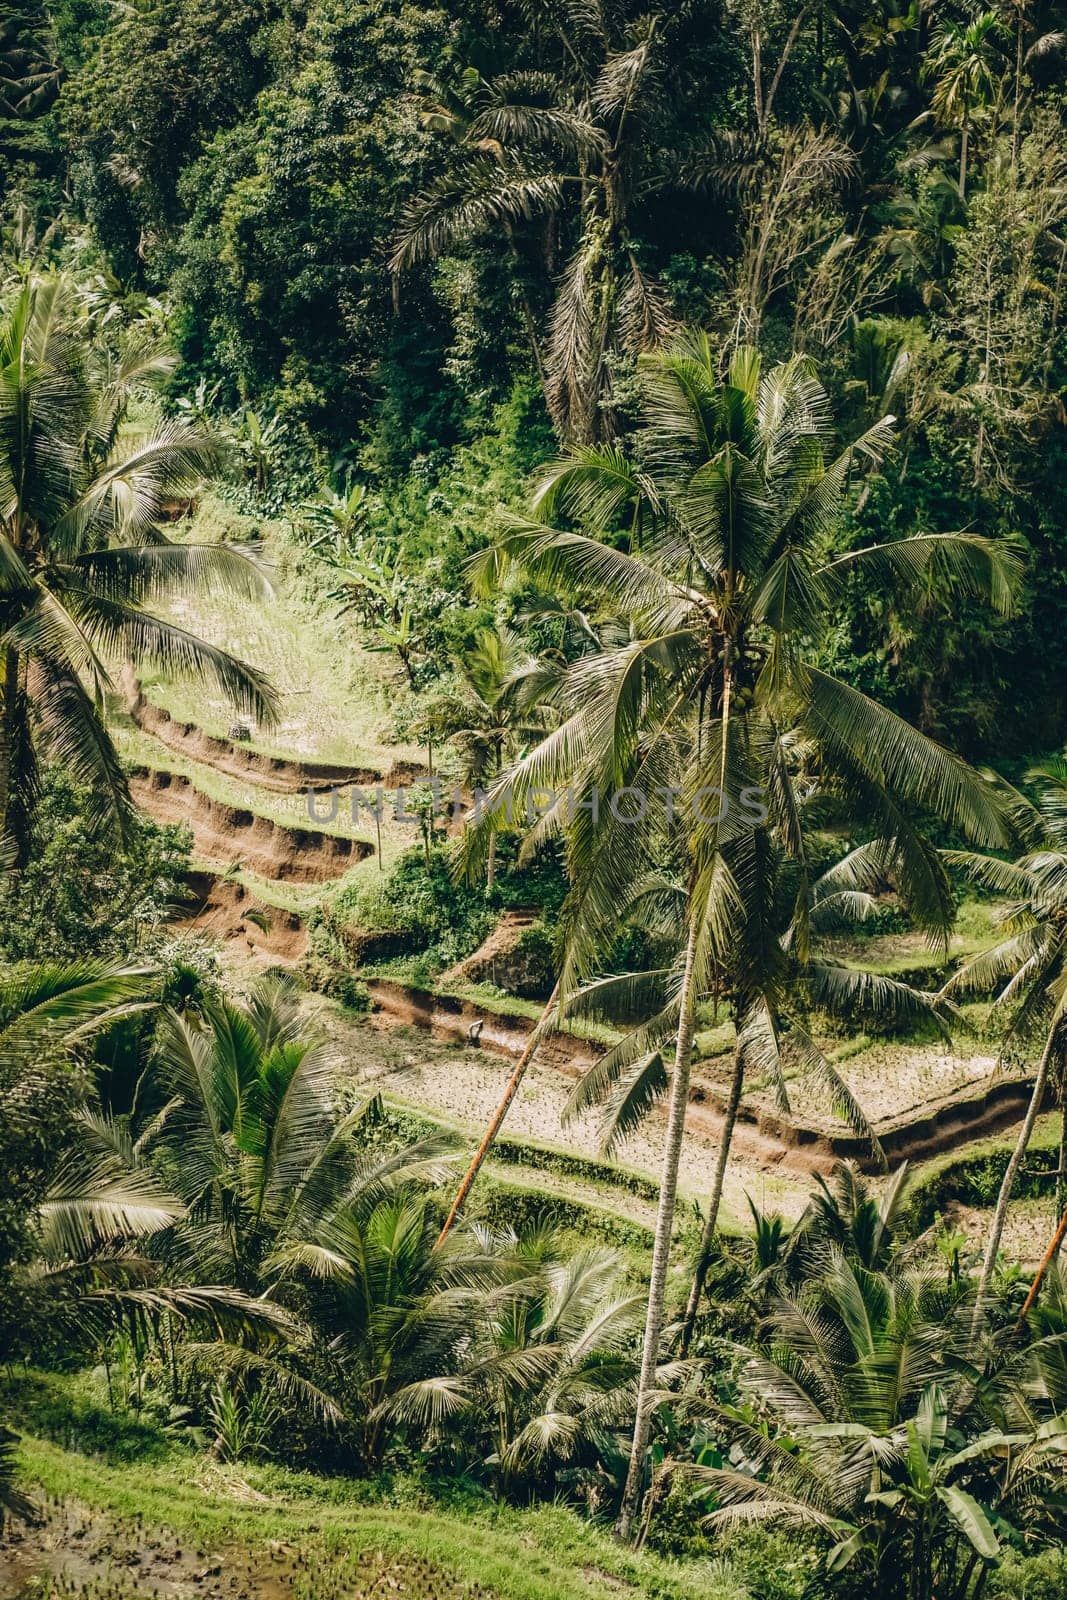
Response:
[989,1548,1067,1600]
[903,1145,1060,1232]
[300,955,372,1013]
[0,767,191,964]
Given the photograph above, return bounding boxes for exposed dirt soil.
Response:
[440,911,546,996]
[131,768,372,882]
[441,915,537,985]
[171,871,307,963]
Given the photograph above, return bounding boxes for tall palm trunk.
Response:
[1015,1203,1067,1331]
[679,1039,744,1357]
[972,1028,1056,1335]
[0,647,19,853]
[614,913,701,1540]
[617,637,735,1538]
[1056,1092,1066,1260]
[436,980,560,1245]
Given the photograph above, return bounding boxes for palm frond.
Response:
[392,161,565,271]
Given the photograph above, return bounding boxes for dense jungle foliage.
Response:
[4,3,1067,1598]
[5,0,1067,754]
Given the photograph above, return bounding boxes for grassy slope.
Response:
[7,1377,734,1600]
[137,497,425,772]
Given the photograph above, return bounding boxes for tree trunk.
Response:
[972,1030,1056,1337]
[0,647,18,854]
[959,123,969,202]
[679,1040,745,1357]
[1055,1094,1067,1261]
[751,17,765,135]
[614,915,701,1540]
[1011,15,1024,170]
[487,831,497,891]
[436,980,560,1246]
[1015,1204,1067,1332]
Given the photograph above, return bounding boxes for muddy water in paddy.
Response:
[0,1501,479,1600]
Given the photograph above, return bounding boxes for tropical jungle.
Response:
[3,2,1067,1597]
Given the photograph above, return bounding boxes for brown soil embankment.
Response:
[172,869,307,962]
[131,767,372,882]
[366,979,601,1074]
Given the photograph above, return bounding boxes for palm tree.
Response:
[372,1227,644,1488]
[392,9,682,442]
[0,272,278,855]
[0,0,60,127]
[690,1250,1067,1600]
[142,977,457,1297]
[472,1240,641,1488]
[0,956,152,1057]
[0,967,294,1402]
[941,764,1067,1331]
[924,10,1007,200]
[461,332,1020,1535]
[416,624,548,885]
[560,838,953,1358]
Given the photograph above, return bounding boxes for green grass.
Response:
[6,1375,739,1600]
[820,897,1006,979]
[132,496,424,772]
[907,1110,1062,1190]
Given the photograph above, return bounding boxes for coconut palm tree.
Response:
[923,10,1007,199]
[472,1239,642,1487]
[460,331,1020,1534]
[0,271,277,855]
[271,1190,482,1465]
[940,764,1067,1332]
[0,969,295,1413]
[415,624,549,885]
[141,977,457,1296]
[0,956,153,1057]
[373,1227,645,1488]
[392,9,681,441]
[689,1251,1067,1600]
[560,836,953,1358]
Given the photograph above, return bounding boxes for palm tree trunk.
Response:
[615,915,700,1540]
[751,17,765,135]
[972,1029,1056,1336]
[1055,1095,1066,1261]
[959,122,969,202]
[436,981,560,1245]
[0,647,18,851]
[679,1039,744,1357]
[1014,1204,1067,1331]
[487,831,497,891]
[617,636,735,1540]
[1011,14,1024,170]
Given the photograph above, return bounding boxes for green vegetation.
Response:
[3,2,1067,1595]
